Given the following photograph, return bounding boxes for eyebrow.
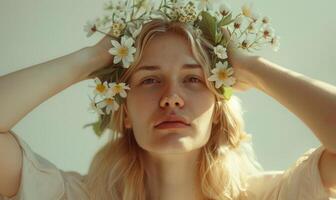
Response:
[134,64,202,74]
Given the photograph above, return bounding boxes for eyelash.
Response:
[141,76,202,85]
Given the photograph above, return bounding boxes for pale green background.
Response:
[0,0,335,175]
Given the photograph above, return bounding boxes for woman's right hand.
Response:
[84,28,116,80]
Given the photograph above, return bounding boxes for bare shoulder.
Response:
[319,148,336,192]
[0,131,23,198]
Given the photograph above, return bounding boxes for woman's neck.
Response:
[143,148,206,200]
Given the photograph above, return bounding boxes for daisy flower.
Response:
[83,20,97,37]
[240,39,252,50]
[262,16,270,24]
[213,45,227,60]
[241,3,259,22]
[219,2,231,16]
[271,35,280,51]
[96,96,120,115]
[109,36,137,68]
[247,22,257,34]
[260,25,275,39]
[208,61,236,88]
[88,97,105,115]
[234,16,245,30]
[89,77,109,96]
[107,82,131,98]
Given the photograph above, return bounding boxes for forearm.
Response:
[0,47,103,132]
[245,56,336,153]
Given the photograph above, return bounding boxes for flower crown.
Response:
[83,0,280,136]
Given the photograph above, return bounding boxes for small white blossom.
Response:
[127,22,143,38]
[88,98,105,115]
[89,77,109,96]
[135,0,155,18]
[214,45,227,59]
[219,2,231,16]
[262,16,270,24]
[208,61,236,88]
[109,36,137,68]
[83,20,96,37]
[107,82,131,98]
[234,16,245,30]
[247,22,257,34]
[240,39,252,49]
[271,35,280,51]
[242,3,260,22]
[96,95,120,115]
[260,25,275,39]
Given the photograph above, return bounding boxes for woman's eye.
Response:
[187,76,202,83]
[141,78,159,85]
[140,76,202,85]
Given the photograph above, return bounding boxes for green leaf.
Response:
[218,13,234,27]
[198,11,217,43]
[83,118,104,137]
[223,86,233,100]
[215,34,222,44]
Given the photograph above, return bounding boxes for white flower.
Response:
[260,25,275,39]
[109,36,137,68]
[247,22,257,34]
[234,16,245,30]
[213,45,227,59]
[89,77,109,96]
[83,20,96,37]
[88,98,105,115]
[197,0,216,11]
[111,0,128,15]
[194,27,203,37]
[241,3,259,22]
[135,0,155,18]
[107,82,131,98]
[271,35,280,51]
[262,16,270,24]
[219,2,231,16]
[96,95,120,115]
[128,23,143,38]
[208,61,236,88]
[240,39,252,49]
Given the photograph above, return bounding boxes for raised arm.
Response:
[0,46,110,132]
[0,30,115,197]
[227,46,336,193]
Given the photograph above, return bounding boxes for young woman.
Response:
[0,19,335,200]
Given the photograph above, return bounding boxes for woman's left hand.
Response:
[221,27,261,92]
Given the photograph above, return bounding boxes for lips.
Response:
[155,121,190,129]
[154,115,190,128]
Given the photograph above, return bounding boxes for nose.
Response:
[159,94,184,108]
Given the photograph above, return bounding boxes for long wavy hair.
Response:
[84,19,264,200]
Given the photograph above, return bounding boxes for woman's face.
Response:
[125,31,217,154]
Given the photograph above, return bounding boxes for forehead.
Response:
[134,32,202,73]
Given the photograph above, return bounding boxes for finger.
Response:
[220,26,231,40]
[220,26,239,50]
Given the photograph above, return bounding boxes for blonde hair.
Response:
[84,19,264,200]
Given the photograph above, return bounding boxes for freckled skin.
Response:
[124,31,217,154]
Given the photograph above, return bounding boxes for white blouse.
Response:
[1,130,335,200]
